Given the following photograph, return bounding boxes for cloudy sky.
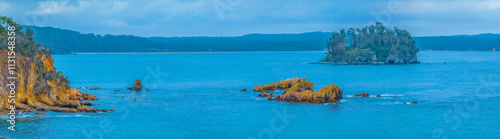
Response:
[0,0,499,37]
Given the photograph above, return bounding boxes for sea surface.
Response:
[1,51,500,139]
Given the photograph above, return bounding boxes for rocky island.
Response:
[319,22,420,64]
[253,78,343,103]
[0,17,102,114]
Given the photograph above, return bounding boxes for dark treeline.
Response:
[24,25,500,54]
[414,34,500,51]
[26,25,330,54]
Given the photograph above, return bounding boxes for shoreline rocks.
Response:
[0,52,102,114]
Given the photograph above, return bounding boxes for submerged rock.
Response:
[128,79,143,91]
[240,88,247,92]
[89,88,100,90]
[391,96,398,98]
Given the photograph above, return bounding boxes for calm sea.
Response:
[1,51,499,138]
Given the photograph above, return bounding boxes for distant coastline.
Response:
[67,50,499,55]
[70,51,328,54]
[25,25,500,54]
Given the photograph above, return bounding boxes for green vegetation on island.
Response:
[321,23,420,64]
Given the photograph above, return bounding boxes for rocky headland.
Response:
[0,17,104,114]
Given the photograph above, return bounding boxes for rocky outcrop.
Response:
[128,79,143,91]
[0,52,100,114]
[255,78,343,103]
[257,92,268,97]
[354,93,369,97]
[240,88,246,92]
[274,84,343,103]
[253,78,308,92]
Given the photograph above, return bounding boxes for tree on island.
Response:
[321,22,419,64]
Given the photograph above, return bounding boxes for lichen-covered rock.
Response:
[0,52,101,114]
[257,92,268,97]
[128,79,143,91]
[253,78,308,92]
[274,84,343,103]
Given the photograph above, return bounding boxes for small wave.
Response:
[54,114,91,118]
[255,98,267,100]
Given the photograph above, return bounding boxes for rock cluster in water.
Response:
[253,78,343,103]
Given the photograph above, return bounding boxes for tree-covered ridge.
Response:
[0,16,69,88]
[322,22,419,64]
[0,17,52,56]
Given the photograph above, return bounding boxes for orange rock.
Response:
[101,110,109,113]
[146,88,150,91]
[36,112,46,115]
[411,102,418,104]
[354,94,360,97]
[376,94,381,97]
[253,78,309,92]
[274,84,343,103]
[391,96,397,98]
[258,92,268,97]
[240,88,247,92]
[360,93,369,97]
[128,79,143,91]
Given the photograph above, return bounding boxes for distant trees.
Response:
[0,16,52,56]
[322,22,419,64]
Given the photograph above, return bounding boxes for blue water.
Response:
[1,51,500,138]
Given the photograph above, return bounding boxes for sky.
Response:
[0,0,499,37]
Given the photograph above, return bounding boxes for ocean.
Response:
[1,51,499,138]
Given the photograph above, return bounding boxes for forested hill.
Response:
[25,25,499,54]
[25,25,331,54]
[414,34,500,51]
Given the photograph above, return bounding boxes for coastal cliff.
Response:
[0,51,99,113]
[0,17,100,114]
[321,22,419,64]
